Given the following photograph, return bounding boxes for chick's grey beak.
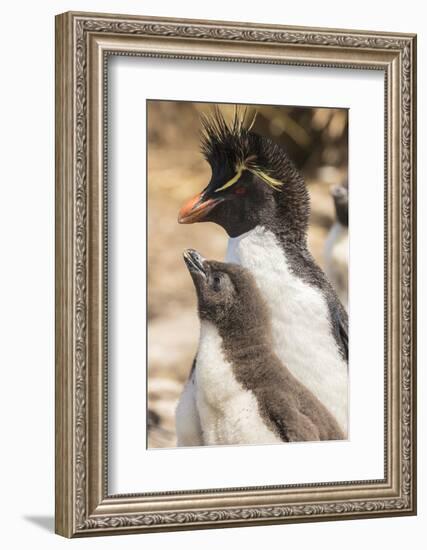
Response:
[183,249,207,277]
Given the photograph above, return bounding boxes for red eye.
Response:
[234,186,246,196]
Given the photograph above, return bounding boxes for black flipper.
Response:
[263,401,321,443]
[328,299,348,362]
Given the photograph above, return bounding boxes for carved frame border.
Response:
[55,11,417,537]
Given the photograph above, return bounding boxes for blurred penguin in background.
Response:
[324,182,349,310]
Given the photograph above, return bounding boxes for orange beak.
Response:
[178,192,223,224]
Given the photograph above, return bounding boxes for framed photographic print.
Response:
[55,11,417,537]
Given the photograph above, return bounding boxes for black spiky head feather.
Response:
[180,106,310,241]
[200,106,257,174]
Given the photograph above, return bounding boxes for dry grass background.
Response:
[147,101,348,448]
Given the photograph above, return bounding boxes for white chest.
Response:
[226,227,348,433]
[194,321,281,446]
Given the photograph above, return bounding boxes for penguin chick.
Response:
[176,249,345,447]
[324,183,349,310]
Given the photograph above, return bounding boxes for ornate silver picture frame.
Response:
[55,11,417,537]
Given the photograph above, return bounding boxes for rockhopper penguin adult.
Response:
[175,249,344,446]
[178,108,349,435]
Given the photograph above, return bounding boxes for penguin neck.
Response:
[198,320,279,389]
[218,323,272,359]
[199,304,273,361]
[226,224,312,273]
[225,213,308,248]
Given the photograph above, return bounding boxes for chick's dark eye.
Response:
[212,274,221,292]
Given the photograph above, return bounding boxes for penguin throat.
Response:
[226,223,307,256]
